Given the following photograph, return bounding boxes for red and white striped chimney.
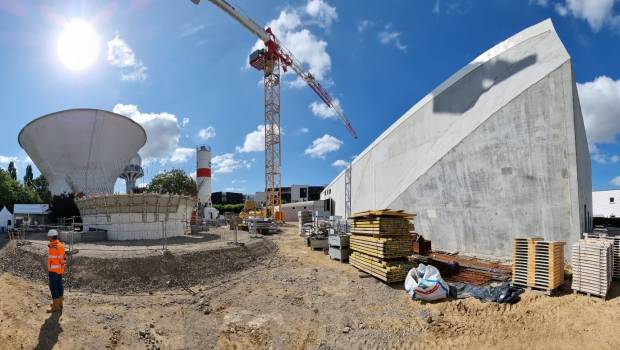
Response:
[196,145,212,205]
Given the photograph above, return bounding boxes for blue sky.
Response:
[0,0,619,194]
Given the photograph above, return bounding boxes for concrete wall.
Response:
[77,194,195,240]
[593,190,620,218]
[321,19,591,259]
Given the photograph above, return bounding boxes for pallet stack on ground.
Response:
[328,231,350,262]
[571,239,614,298]
[512,237,565,293]
[348,209,415,283]
[585,233,620,279]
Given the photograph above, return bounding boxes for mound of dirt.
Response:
[0,238,276,294]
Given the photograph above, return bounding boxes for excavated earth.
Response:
[1,226,620,350]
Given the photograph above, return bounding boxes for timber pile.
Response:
[512,237,565,292]
[572,239,614,298]
[349,209,415,283]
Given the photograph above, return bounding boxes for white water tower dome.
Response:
[19,109,147,195]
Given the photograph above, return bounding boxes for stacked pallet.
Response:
[585,233,620,279]
[571,239,614,298]
[348,209,414,283]
[512,237,565,292]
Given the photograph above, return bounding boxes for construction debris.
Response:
[512,237,565,293]
[349,210,414,283]
[571,239,614,298]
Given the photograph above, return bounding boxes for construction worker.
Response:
[47,229,66,313]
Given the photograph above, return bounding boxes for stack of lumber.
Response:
[348,209,415,283]
[512,237,565,292]
[572,239,614,298]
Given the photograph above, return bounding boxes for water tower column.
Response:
[196,146,212,206]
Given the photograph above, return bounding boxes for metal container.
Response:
[328,234,350,247]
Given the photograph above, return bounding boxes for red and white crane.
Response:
[190,0,357,218]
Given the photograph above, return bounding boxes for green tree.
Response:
[7,161,16,181]
[146,169,196,196]
[23,164,34,187]
[0,169,41,212]
[31,175,52,203]
[213,203,244,214]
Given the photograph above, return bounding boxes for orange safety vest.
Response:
[48,240,66,274]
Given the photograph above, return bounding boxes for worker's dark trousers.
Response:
[48,272,64,299]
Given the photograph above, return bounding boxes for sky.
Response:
[0,0,619,195]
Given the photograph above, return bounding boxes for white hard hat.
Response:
[48,229,59,237]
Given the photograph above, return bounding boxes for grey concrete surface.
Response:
[321,19,591,259]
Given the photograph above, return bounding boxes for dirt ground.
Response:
[2,226,620,350]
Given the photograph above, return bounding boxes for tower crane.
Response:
[190,0,357,219]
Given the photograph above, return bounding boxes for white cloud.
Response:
[198,126,216,140]
[433,0,441,14]
[378,24,407,52]
[237,125,265,153]
[249,9,332,87]
[611,176,620,186]
[182,117,190,127]
[552,0,620,32]
[0,155,19,168]
[113,104,190,165]
[225,187,246,193]
[530,0,549,6]
[298,127,310,134]
[305,0,338,28]
[107,35,148,82]
[180,24,206,38]
[578,76,620,144]
[212,153,252,174]
[304,134,343,159]
[170,147,194,163]
[190,170,197,180]
[309,98,341,119]
[332,159,350,168]
[357,19,374,32]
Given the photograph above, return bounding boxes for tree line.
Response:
[0,162,51,212]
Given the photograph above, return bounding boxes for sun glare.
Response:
[57,19,100,71]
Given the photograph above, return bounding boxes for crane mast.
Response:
[191,0,357,218]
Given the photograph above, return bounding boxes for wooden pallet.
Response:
[350,236,412,258]
[512,237,564,290]
[571,239,613,298]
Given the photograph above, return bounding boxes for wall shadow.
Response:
[34,312,63,350]
[432,54,537,114]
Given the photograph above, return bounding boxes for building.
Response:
[593,190,620,218]
[280,200,331,222]
[254,184,325,207]
[212,191,244,205]
[0,207,13,233]
[13,204,49,227]
[321,19,591,259]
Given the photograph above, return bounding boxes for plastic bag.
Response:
[405,263,449,301]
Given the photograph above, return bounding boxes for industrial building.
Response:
[321,20,592,259]
[212,191,244,205]
[593,190,620,218]
[254,185,324,207]
[12,204,50,227]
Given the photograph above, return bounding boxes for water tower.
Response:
[119,154,144,194]
[19,109,147,195]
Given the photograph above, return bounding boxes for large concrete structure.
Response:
[19,109,147,195]
[321,19,592,259]
[593,190,620,218]
[76,194,194,240]
[119,155,144,194]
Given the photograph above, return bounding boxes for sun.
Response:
[57,19,100,71]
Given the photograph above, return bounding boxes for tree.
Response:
[31,175,52,203]
[23,164,34,187]
[146,169,196,196]
[48,193,81,223]
[7,161,16,181]
[0,169,41,212]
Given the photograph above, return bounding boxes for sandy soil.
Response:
[2,226,620,350]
